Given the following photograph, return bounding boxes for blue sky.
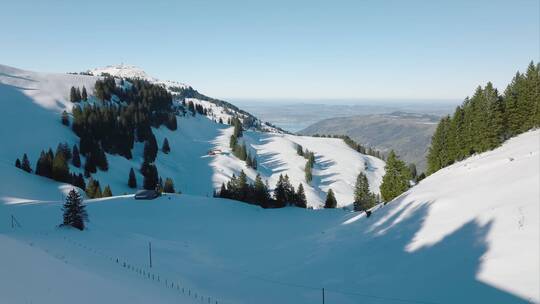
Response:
[1,0,538,101]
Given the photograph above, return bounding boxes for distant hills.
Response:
[299,111,440,173]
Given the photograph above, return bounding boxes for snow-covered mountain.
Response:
[0,63,538,304]
[0,63,382,207]
[0,129,538,303]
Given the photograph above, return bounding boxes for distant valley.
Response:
[299,111,441,172]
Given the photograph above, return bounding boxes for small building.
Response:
[134,189,160,200]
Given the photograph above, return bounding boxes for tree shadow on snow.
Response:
[286,195,532,304]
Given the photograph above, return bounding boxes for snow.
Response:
[89,64,189,90]
[1,132,538,303]
[1,63,538,303]
[210,130,385,208]
[0,64,381,206]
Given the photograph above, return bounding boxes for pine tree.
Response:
[296,144,304,156]
[162,138,171,154]
[81,86,88,101]
[274,174,287,207]
[61,110,69,126]
[163,177,175,193]
[61,189,88,230]
[52,151,70,182]
[324,189,337,208]
[72,145,81,167]
[102,185,113,197]
[85,178,102,199]
[75,87,82,102]
[354,172,374,211]
[253,174,270,207]
[380,151,411,202]
[84,155,97,174]
[35,150,53,178]
[21,153,32,173]
[142,163,159,190]
[143,135,158,163]
[305,162,312,183]
[295,183,307,208]
[128,168,137,188]
[70,86,78,102]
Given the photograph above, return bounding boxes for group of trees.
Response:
[15,142,112,198]
[14,153,32,173]
[297,145,315,183]
[273,174,307,208]
[312,134,385,160]
[427,62,540,175]
[70,86,88,103]
[217,172,308,208]
[184,100,209,116]
[228,117,257,169]
[71,77,176,162]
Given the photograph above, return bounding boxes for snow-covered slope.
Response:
[0,63,380,206]
[1,130,538,303]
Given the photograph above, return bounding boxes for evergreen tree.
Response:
[324,189,337,208]
[128,168,137,188]
[75,87,82,102]
[85,178,102,199]
[305,162,313,183]
[61,110,69,126]
[84,155,97,174]
[163,177,175,193]
[21,153,32,173]
[274,174,287,207]
[102,185,113,197]
[142,163,159,190]
[81,86,88,101]
[70,86,78,102]
[296,144,304,156]
[143,135,158,163]
[295,183,307,208]
[71,173,86,190]
[162,138,171,154]
[380,151,411,202]
[35,150,53,178]
[354,172,375,211]
[253,174,270,207]
[52,151,70,182]
[72,145,81,167]
[61,189,88,230]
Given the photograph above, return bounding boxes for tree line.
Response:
[427,61,539,175]
[311,134,385,160]
[296,144,315,183]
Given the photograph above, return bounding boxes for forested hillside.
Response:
[427,62,539,174]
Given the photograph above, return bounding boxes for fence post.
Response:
[149,241,152,268]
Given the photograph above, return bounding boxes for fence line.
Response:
[8,216,441,304]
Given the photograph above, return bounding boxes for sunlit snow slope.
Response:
[1,128,538,304]
[0,64,382,207]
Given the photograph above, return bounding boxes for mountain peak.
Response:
[88,64,188,89]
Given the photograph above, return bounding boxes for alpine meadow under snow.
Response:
[0,64,538,303]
